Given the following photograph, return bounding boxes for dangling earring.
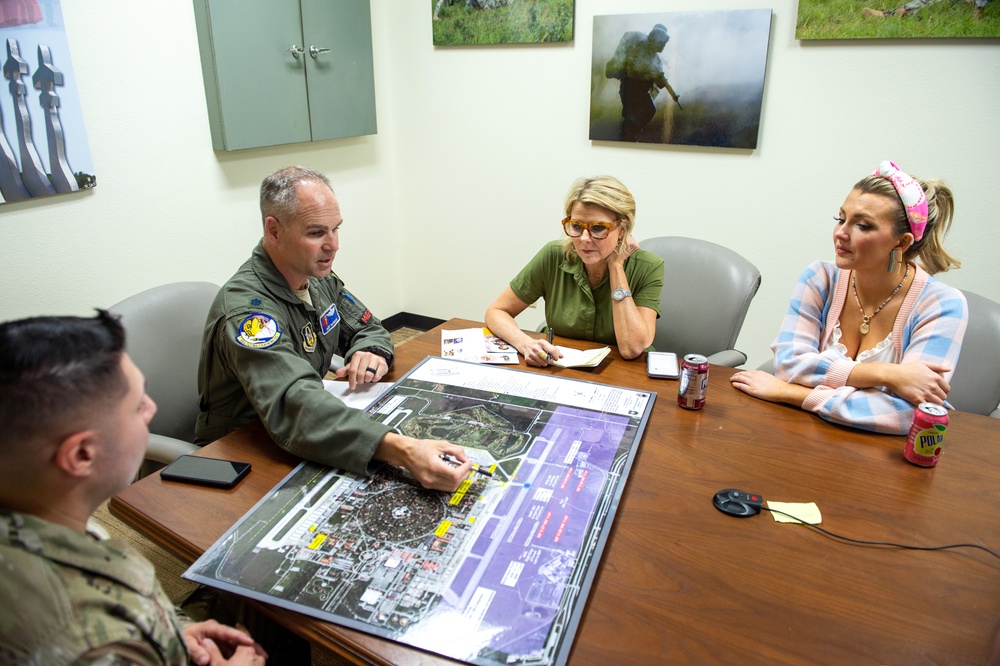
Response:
[887,248,903,273]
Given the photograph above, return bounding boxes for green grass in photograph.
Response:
[796,0,1000,39]
[432,0,574,45]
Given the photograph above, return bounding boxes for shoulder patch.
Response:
[235,313,282,349]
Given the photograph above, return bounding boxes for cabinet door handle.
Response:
[287,45,305,59]
[309,45,331,58]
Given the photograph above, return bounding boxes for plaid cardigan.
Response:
[772,260,968,434]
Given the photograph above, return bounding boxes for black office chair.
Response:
[639,236,761,367]
[109,281,221,476]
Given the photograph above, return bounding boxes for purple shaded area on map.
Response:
[493,481,519,516]
[444,406,629,659]
[452,556,480,592]
[471,519,499,557]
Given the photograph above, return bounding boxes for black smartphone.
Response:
[159,454,251,489]
[647,351,680,379]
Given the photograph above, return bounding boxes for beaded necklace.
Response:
[851,263,910,335]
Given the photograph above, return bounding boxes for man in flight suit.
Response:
[0,311,265,665]
[196,166,471,492]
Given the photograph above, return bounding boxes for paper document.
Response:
[441,327,519,364]
[322,379,392,410]
[551,345,611,368]
[766,501,822,525]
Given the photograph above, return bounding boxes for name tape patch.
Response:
[320,302,340,335]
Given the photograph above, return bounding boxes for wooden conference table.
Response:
[111,318,1000,665]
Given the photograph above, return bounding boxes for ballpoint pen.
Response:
[543,328,555,362]
[440,454,493,477]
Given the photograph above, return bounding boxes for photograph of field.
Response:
[432,0,574,45]
[796,0,999,39]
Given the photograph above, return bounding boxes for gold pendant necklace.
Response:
[852,263,909,335]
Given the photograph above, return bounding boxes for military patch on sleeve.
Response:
[235,313,282,349]
[320,302,340,335]
[301,322,317,353]
[360,309,372,324]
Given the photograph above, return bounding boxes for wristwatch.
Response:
[363,346,394,367]
[612,287,632,302]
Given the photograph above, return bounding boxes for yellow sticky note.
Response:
[766,501,822,525]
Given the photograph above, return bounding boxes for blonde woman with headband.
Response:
[485,176,664,363]
[731,161,968,434]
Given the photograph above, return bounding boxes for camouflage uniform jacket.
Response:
[0,510,189,665]
[196,241,394,476]
[605,31,669,89]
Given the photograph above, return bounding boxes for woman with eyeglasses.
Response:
[485,176,664,364]
[729,161,968,434]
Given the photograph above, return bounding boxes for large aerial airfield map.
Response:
[186,357,655,666]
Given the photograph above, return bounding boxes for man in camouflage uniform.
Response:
[0,311,265,665]
[196,166,472,492]
[605,24,678,142]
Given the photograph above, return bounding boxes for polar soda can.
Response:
[903,402,949,467]
[678,354,709,410]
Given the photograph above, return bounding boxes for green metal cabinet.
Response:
[192,0,377,151]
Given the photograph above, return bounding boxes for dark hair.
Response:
[259,166,333,225]
[0,310,128,443]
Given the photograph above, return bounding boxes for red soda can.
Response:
[903,402,949,467]
[678,354,709,410]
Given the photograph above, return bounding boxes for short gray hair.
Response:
[259,166,333,225]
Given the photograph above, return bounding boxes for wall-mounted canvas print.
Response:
[796,0,998,39]
[432,0,574,45]
[589,10,772,149]
[0,0,94,205]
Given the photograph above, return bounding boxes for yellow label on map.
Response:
[450,479,473,505]
[308,533,327,550]
[435,520,453,537]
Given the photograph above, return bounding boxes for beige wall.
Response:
[2,0,997,372]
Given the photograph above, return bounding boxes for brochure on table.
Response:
[442,327,518,364]
[441,327,611,369]
[185,356,656,666]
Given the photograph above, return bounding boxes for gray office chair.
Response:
[946,290,1000,418]
[108,281,221,476]
[639,236,761,367]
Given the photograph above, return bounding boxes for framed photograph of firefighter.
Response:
[796,0,998,39]
[432,0,574,45]
[589,10,773,149]
[0,0,94,206]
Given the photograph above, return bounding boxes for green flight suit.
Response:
[0,511,190,665]
[196,242,394,475]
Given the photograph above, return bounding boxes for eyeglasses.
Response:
[561,217,621,240]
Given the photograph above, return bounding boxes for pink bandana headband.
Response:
[872,160,928,242]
